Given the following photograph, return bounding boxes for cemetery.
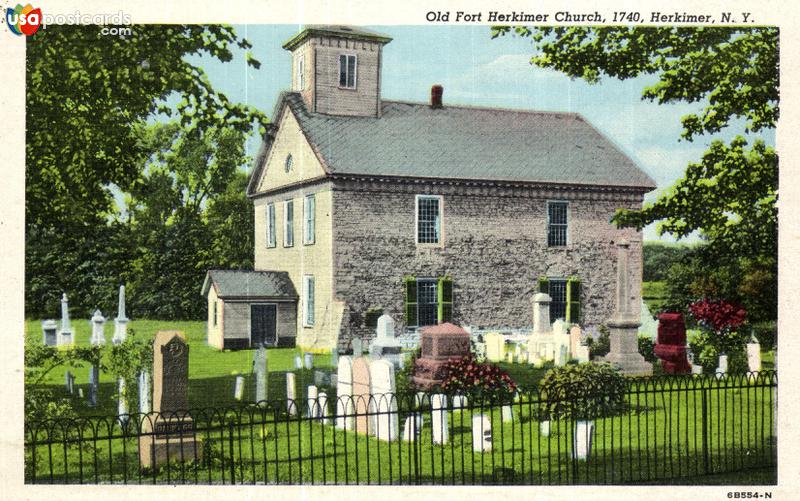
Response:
[24,247,777,485]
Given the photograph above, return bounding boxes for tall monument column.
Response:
[603,239,652,376]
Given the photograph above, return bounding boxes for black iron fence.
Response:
[25,371,777,485]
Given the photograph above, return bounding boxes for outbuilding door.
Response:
[251,304,277,347]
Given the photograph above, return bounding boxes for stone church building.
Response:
[203,25,656,352]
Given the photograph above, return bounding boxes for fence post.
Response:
[228,420,236,484]
[702,387,709,475]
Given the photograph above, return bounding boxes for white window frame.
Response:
[213,300,218,326]
[547,200,569,247]
[338,54,357,89]
[304,194,316,245]
[297,54,305,91]
[266,203,276,248]
[303,275,315,327]
[415,194,444,245]
[284,199,294,247]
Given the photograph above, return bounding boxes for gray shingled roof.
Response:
[255,92,656,192]
[283,25,392,50]
[201,270,297,299]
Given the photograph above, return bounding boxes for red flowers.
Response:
[688,299,747,333]
[439,355,517,400]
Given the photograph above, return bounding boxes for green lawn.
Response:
[25,381,777,485]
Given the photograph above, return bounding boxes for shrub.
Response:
[751,321,777,350]
[438,355,517,402]
[638,336,657,363]
[688,299,750,373]
[395,347,420,398]
[537,362,627,421]
[585,325,610,359]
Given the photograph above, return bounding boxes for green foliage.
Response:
[106,329,153,409]
[395,348,421,398]
[750,321,777,350]
[537,363,627,420]
[638,336,658,363]
[643,243,693,282]
[585,326,610,359]
[25,25,264,320]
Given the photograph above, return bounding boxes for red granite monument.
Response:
[654,313,691,374]
[412,322,471,390]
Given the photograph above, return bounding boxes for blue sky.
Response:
[194,25,775,243]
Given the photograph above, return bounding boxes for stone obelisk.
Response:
[603,239,652,376]
[112,285,128,344]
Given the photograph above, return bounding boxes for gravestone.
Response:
[88,366,99,407]
[528,293,555,362]
[318,392,330,424]
[514,344,522,362]
[112,285,128,345]
[431,393,449,445]
[474,341,487,360]
[412,323,471,390]
[638,300,659,340]
[554,344,569,367]
[540,420,550,437]
[575,344,590,363]
[253,347,267,404]
[78,388,84,398]
[118,378,129,424]
[65,371,73,394]
[402,414,424,442]
[286,372,297,416]
[234,375,245,401]
[691,364,703,375]
[747,341,762,373]
[569,326,581,358]
[452,394,467,409]
[501,405,513,422]
[330,347,339,367]
[716,355,728,378]
[304,352,314,369]
[472,414,492,452]
[352,357,372,435]
[294,355,303,369]
[58,293,73,346]
[574,421,594,460]
[485,332,505,362]
[654,313,691,374]
[602,240,652,375]
[307,385,319,417]
[370,314,403,368]
[352,338,363,356]
[335,356,354,430]
[90,310,106,346]
[370,359,398,441]
[41,319,57,346]
[138,370,151,414]
[139,331,201,468]
[314,370,331,387]
[506,351,514,363]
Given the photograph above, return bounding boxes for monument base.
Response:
[139,418,203,469]
[603,317,653,376]
[602,351,653,376]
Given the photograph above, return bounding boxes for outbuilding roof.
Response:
[248,92,657,195]
[201,270,298,299]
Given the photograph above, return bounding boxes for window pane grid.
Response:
[417,280,438,327]
[417,197,441,244]
[284,200,294,247]
[339,55,356,88]
[549,279,568,320]
[304,195,315,244]
[304,276,315,326]
[548,202,568,246]
[266,204,276,247]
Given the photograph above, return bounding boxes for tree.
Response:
[25,25,267,319]
[491,26,778,317]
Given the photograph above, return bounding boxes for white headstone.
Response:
[307,385,319,417]
[42,319,58,346]
[716,354,728,378]
[540,420,550,437]
[335,356,354,430]
[552,319,568,337]
[532,293,552,335]
[554,344,569,366]
[691,364,703,375]
[65,371,74,394]
[318,392,329,424]
[253,347,268,404]
[117,378,129,424]
[369,359,398,441]
[574,420,594,460]
[452,394,467,409]
[472,414,492,452]
[58,293,73,346]
[474,342,487,360]
[234,375,245,401]
[286,372,297,416]
[514,344,522,362]
[304,352,314,369]
[402,414,424,442]
[431,393,449,445]
[294,355,303,369]
[501,405,513,422]
[747,342,762,373]
[352,338,363,356]
[78,388,84,398]
[377,314,396,339]
[485,332,505,362]
[112,285,128,344]
[575,344,590,363]
[90,309,106,346]
[138,370,151,414]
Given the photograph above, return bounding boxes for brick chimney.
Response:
[430,85,443,109]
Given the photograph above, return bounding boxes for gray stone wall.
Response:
[330,179,645,348]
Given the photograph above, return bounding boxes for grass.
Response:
[25,381,777,485]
